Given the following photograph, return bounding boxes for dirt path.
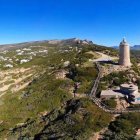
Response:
[93,52,117,62]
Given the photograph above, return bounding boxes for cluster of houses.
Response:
[16,47,48,56]
[58,46,82,54]
[0,46,48,68]
[0,45,82,69]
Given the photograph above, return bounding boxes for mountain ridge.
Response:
[0,38,94,51]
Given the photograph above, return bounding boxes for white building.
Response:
[120,84,140,104]
[101,83,140,104]
[23,48,31,51]
[20,59,30,64]
[101,90,124,99]
[16,49,21,52]
[17,51,24,55]
[4,64,13,68]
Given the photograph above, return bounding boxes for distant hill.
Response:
[131,45,140,50]
[111,46,119,49]
[0,38,94,51]
[47,38,93,45]
[111,45,140,50]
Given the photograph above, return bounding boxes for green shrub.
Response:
[103,98,117,108]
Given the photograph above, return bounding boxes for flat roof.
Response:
[101,90,124,97]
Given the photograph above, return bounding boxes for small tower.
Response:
[119,38,131,66]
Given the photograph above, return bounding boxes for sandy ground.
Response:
[12,81,32,92]
[92,52,130,77]
[90,128,108,140]
[0,73,33,92]
[100,63,130,77]
[115,98,130,110]
[0,68,31,76]
[93,52,117,62]
[0,68,36,99]
[86,51,101,59]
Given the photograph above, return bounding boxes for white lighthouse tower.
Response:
[119,38,131,66]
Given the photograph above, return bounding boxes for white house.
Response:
[4,64,13,68]
[20,59,30,64]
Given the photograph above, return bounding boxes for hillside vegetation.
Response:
[104,113,140,139]
[0,39,115,139]
[1,39,140,139]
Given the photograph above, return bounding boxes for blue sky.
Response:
[0,0,140,46]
